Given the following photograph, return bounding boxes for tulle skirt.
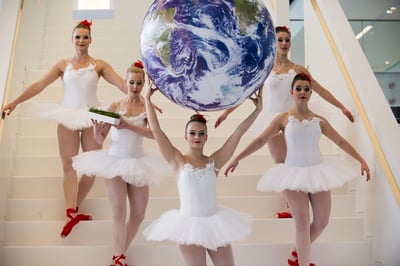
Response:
[72,150,171,186]
[257,156,358,193]
[32,103,92,130]
[143,206,252,251]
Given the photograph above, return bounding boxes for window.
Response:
[73,0,114,20]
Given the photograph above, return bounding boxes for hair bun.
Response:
[132,60,144,69]
[190,113,208,123]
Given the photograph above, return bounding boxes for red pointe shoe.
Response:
[289,250,316,266]
[75,207,92,221]
[60,208,80,238]
[276,211,292,218]
[110,254,127,266]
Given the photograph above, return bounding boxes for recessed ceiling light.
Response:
[387,6,397,14]
[356,25,373,40]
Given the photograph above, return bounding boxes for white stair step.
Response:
[6,194,355,221]
[4,217,364,246]
[1,241,371,266]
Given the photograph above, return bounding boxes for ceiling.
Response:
[290,0,400,20]
[289,0,400,72]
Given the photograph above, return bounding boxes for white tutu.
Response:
[72,150,171,186]
[257,155,358,193]
[31,103,92,130]
[143,206,252,251]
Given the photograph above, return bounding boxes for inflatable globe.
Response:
[140,0,275,111]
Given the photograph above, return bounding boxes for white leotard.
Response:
[61,61,100,109]
[264,68,297,113]
[72,112,170,186]
[35,60,101,130]
[108,114,145,158]
[247,66,297,136]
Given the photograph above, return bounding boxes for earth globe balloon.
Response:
[140,0,276,111]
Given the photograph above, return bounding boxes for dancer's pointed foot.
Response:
[75,207,92,221]
[288,250,316,266]
[276,211,292,218]
[60,208,80,238]
[110,254,127,266]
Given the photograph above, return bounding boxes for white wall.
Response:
[304,0,400,265]
[0,0,20,107]
[0,1,20,263]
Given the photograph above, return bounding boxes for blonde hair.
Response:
[127,60,145,80]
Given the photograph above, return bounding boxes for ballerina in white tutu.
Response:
[1,20,130,238]
[143,81,263,265]
[215,26,355,219]
[224,72,370,266]
[73,60,170,266]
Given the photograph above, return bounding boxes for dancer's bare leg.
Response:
[268,133,291,217]
[179,245,207,266]
[208,245,235,266]
[285,190,311,266]
[57,124,80,212]
[309,191,331,242]
[124,185,149,252]
[76,126,101,207]
[105,177,128,255]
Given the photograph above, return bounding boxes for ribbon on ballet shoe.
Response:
[60,208,80,238]
[75,207,92,221]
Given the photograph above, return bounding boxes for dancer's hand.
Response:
[224,158,239,177]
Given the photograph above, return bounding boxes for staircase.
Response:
[2,1,371,265]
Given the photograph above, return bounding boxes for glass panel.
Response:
[291,19,400,122]
[290,20,305,66]
[349,20,400,122]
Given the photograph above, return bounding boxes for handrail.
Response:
[0,1,23,143]
[310,0,400,205]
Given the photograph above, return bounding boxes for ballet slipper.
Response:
[60,208,80,238]
[75,206,92,221]
[276,211,292,218]
[110,254,128,266]
[289,250,316,266]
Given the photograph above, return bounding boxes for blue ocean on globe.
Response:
[140,0,276,111]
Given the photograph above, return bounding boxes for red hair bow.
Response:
[281,25,290,33]
[299,72,312,81]
[132,60,144,69]
[79,20,92,29]
[190,112,208,123]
